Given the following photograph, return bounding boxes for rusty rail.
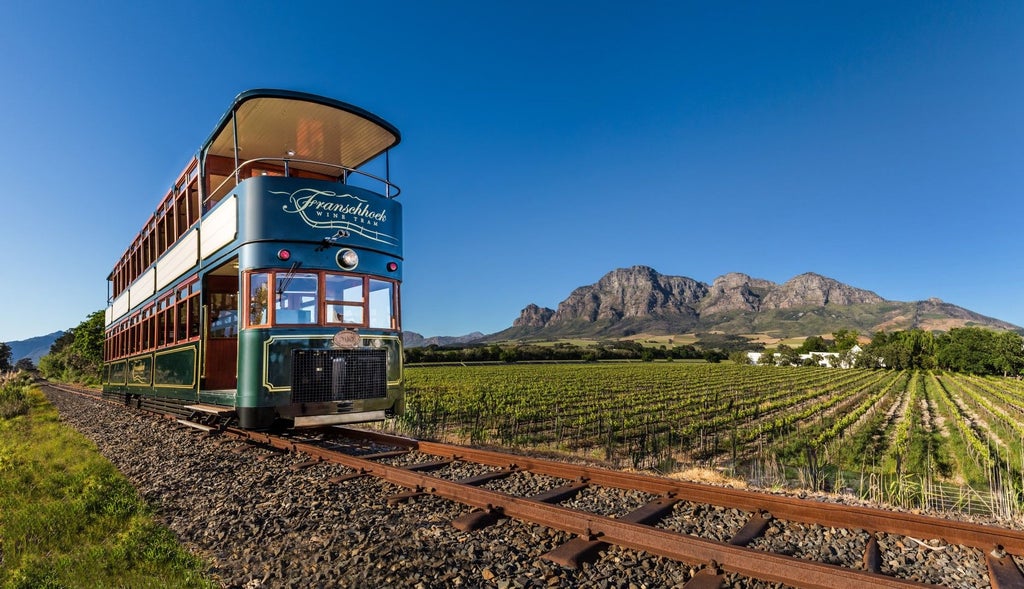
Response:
[43,383,1024,589]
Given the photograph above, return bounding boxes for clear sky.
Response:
[1,1,1021,343]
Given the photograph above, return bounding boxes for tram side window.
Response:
[174,285,187,343]
[276,273,318,324]
[368,279,394,329]
[177,295,196,340]
[136,320,142,353]
[163,305,174,345]
[249,273,269,326]
[325,274,363,325]
[189,296,201,339]
[157,312,166,347]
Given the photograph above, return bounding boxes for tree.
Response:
[14,358,35,372]
[993,331,1024,377]
[798,335,828,353]
[702,349,727,363]
[933,327,1021,376]
[38,310,105,383]
[831,329,860,352]
[0,342,11,372]
[866,329,934,370]
[853,346,881,369]
[833,348,856,369]
[777,344,801,366]
[729,350,753,364]
[935,327,994,374]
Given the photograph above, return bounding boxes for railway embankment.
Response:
[41,384,1017,588]
[43,385,695,588]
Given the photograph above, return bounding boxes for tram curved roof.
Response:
[202,89,401,170]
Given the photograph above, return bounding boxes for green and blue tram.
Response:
[103,89,404,429]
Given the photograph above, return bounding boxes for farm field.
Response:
[399,363,1024,517]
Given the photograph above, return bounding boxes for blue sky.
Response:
[1,1,1021,343]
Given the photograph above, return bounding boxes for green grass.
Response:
[0,384,215,589]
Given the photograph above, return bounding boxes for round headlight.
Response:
[337,248,359,270]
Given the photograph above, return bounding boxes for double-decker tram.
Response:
[102,89,404,429]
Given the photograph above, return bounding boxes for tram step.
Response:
[176,418,216,432]
[183,404,236,416]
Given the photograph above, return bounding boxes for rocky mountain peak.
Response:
[550,266,708,324]
[700,273,776,315]
[761,272,884,310]
[513,303,555,328]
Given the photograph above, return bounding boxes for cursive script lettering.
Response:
[272,188,397,247]
[282,190,387,222]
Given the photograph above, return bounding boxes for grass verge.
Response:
[0,381,215,589]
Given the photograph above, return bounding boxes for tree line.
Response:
[860,326,1024,376]
[753,327,1024,377]
[405,340,731,364]
[406,333,762,364]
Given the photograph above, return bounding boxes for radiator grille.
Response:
[291,348,387,404]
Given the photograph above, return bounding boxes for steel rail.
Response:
[230,427,942,589]
[339,427,1024,557]
[429,442,1024,555]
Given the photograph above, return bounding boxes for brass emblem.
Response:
[332,330,361,348]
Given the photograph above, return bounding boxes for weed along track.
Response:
[41,382,1024,588]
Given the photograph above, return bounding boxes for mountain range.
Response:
[484,266,1019,341]
[4,331,63,365]
[402,331,486,348]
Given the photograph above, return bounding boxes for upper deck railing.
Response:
[204,156,401,210]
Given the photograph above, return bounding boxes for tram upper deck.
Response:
[202,88,402,207]
[107,89,402,307]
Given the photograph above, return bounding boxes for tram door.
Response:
[203,272,239,390]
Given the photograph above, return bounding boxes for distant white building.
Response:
[747,351,768,365]
[802,351,839,367]
[748,345,861,368]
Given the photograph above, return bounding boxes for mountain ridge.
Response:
[403,331,486,348]
[4,331,63,365]
[489,266,1019,340]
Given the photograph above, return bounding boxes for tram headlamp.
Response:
[386,262,398,272]
[337,248,359,270]
[277,249,291,261]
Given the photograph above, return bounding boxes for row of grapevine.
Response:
[396,363,1024,515]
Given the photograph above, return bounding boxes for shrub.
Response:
[0,372,31,419]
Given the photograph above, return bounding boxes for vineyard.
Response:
[397,363,1024,517]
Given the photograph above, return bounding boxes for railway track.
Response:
[43,382,1024,588]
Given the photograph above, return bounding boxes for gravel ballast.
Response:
[42,386,1000,588]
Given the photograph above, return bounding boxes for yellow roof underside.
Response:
[206,97,398,171]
